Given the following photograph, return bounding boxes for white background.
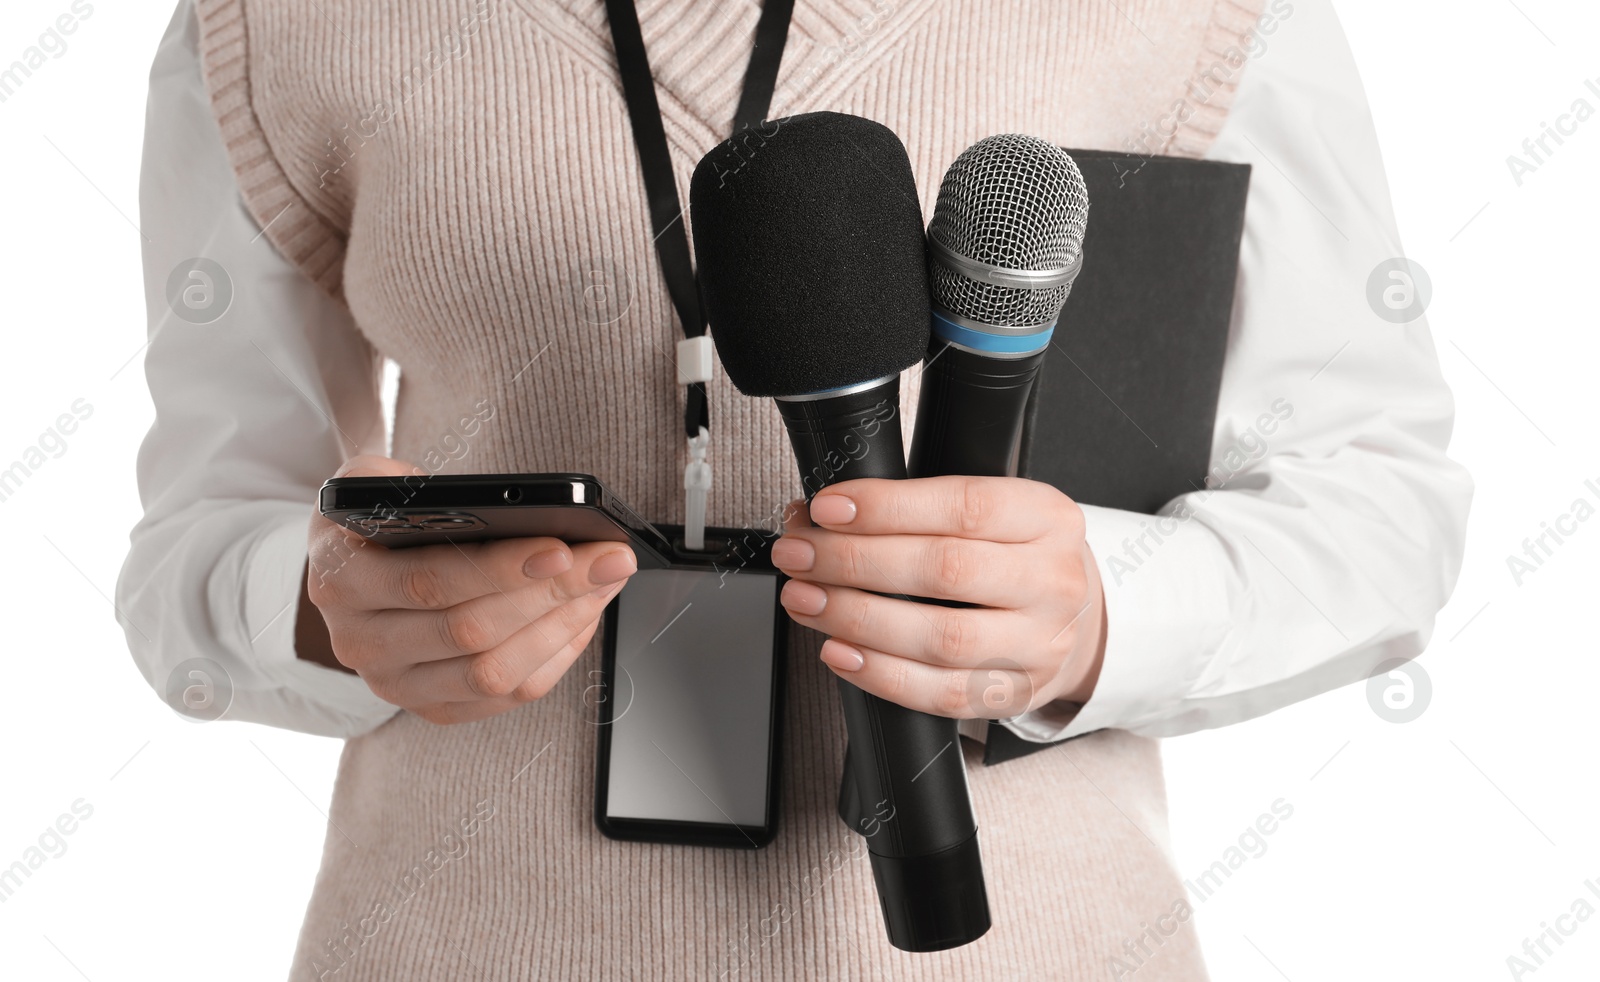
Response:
[0,1,1595,979]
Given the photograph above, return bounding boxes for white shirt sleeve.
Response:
[999,0,1473,742]
[115,0,401,737]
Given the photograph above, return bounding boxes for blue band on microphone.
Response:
[929,310,1054,354]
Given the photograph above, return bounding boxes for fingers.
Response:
[779,580,1040,672]
[771,528,1047,608]
[308,453,639,725]
[346,580,566,665]
[505,612,605,705]
[310,533,558,611]
[338,541,636,665]
[408,619,603,725]
[816,637,1038,719]
[333,453,431,480]
[378,579,624,705]
[805,476,1080,543]
[771,478,1103,718]
[316,534,637,614]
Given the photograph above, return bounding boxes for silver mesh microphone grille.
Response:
[927,134,1089,328]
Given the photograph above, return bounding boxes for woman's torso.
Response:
[193,0,1262,975]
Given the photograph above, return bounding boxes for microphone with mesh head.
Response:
[691,111,992,953]
[910,134,1089,480]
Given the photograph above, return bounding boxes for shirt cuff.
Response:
[241,508,401,734]
[997,500,1232,742]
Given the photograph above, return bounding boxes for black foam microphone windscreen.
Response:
[689,110,930,397]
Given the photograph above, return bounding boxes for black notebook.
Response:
[982,149,1252,766]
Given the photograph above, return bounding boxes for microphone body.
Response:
[903,327,1048,746]
[908,341,1045,480]
[774,378,990,951]
[906,133,1089,808]
[689,112,991,952]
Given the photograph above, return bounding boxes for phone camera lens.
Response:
[352,514,415,532]
[503,487,523,504]
[410,513,486,531]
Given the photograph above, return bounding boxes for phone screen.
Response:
[599,566,782,843]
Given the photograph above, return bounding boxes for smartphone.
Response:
[593,522,787,849]
[320,475,787,847]
[317,472,676,568]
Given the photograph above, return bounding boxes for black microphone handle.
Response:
[908,341,1047,480]
[905,338,1048,709]
[832,342,1030,953]
[775,378,991,952]
[904,341,1048,631]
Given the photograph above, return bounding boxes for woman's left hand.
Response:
[771,475,1107,720]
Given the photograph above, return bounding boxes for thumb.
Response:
[331,453,429,480]
[315,455,430,545]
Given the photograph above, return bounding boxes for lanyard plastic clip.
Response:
[683,425,711,550]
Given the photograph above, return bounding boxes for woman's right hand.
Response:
[304,455,637,724]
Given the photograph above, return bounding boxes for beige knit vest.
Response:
[195,1,1262,977]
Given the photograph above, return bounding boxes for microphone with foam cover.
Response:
[911,134,1090,481]
[691,111,991,953]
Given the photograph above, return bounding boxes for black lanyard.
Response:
[603,0,795,439]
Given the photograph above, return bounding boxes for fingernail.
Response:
[523,547,571,578]
[589,548,638,585]
[820,639,864,672]
[810,494,856,525]
[770,537,815,571]
[780,579,827,615]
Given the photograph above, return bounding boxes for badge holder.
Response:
[593,522,789,849]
